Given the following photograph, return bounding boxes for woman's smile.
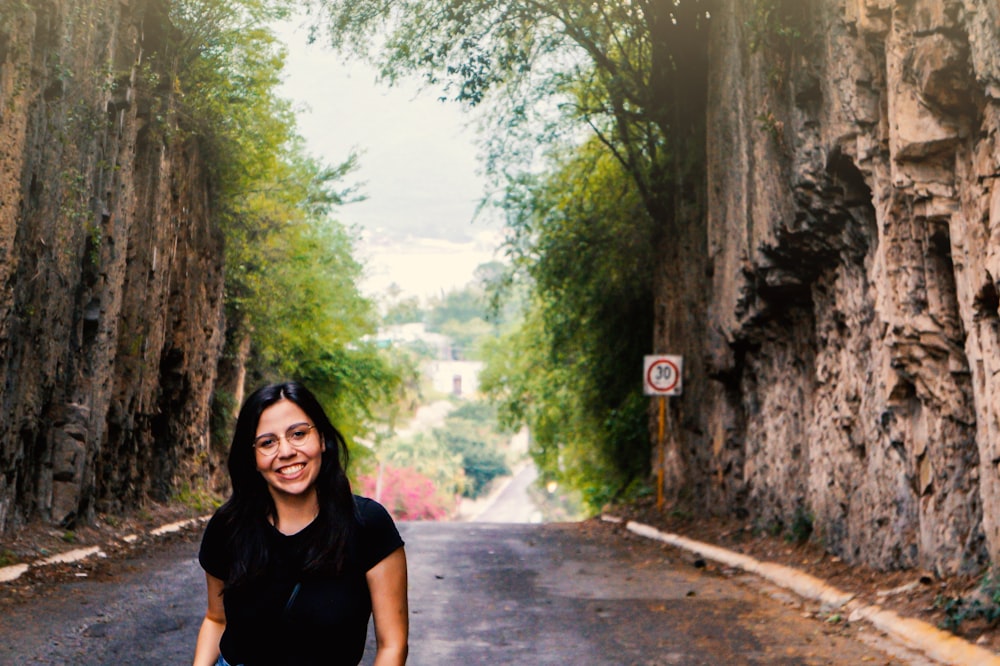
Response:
[277,462,306,478]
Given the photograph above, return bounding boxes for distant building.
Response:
[374,323,484,398]
[428,360,484,397]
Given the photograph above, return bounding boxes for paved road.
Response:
[0,521,930,665]
[471,464,542,523]
[0,533,205,664]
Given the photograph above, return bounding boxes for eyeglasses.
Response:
[253,424,316,456]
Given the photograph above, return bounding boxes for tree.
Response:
[308,0,714,505]
[305,0,712,222]
[481,139,655,509]
[382,294,423,325]
[167,0,398,446]
[435,401,510,498]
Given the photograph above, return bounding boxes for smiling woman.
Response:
[192,381,408,666]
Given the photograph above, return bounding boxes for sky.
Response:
[273,20,504,303]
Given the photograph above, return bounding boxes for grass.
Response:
[173,484,223,514]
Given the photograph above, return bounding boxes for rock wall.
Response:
[0,0,226,534]
[694,0,1000,574]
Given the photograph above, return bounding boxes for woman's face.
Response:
[254,398,325,501]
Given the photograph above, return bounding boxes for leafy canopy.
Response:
[167,0,397,441]
[481,139,655,509]
[301,0,712,505]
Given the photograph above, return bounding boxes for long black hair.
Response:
[217,381,356,588]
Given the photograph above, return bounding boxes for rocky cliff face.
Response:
[0,0,226,534]
[690,0,1000,574]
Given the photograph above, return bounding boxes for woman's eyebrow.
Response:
[255,421,309,437]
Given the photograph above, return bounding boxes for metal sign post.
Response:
[644,355,682,510]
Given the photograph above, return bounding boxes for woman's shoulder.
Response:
[199,505,238,577]
[203,501,236,529]
[350,495,404,570]
[352,494,393,523]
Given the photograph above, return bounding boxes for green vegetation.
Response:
[366,397,514,511]
[480,140,656,511]
[745,0,807,90]
[787,506,814,544]
[935,572,1000,632]
[437,402,511,498]
[424,285,496,360]
[306,0,711,512]
[173,483,224,515]
[380,261,510,362]
[746,0,804,54]
[149,0,399,445]
[382,291,422,326]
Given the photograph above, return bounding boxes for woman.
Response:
[192,381,408,666]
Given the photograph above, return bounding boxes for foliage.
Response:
[787,506,814,544]
[435,401,510,498]
[368,398,512,503]
[230,161,396,440]
[382,294,423,325]
[356,466,450,520]
[745,0,807,89]
[935,572,1000,632]
[173,483,224,514]
[425,287,487,330]
[435,317,493,361]
[480,139,655,511]
[160,0,398,441]
[306,0,712,506]
[307,0,711,212]
[526,481,587,523]
[380,429,464,499]
[745,0,804,54]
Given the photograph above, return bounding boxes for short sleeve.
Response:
[354,496,404,572]
[198,511,232,581]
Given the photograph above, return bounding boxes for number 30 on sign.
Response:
[643,355,683,396]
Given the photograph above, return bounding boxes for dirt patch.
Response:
[0,502,207,606]
[606,498,1000,656]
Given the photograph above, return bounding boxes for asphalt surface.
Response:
[0,533,205,664]
[402,521,929,665]
[472,464,542,523]
[0,519,935,666]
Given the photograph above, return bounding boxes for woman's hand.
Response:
[367,547,409,665]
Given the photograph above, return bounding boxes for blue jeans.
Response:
[216,656,242,666]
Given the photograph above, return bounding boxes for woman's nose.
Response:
[276,435,297,456]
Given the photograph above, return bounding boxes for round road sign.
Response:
[644,356,682,395]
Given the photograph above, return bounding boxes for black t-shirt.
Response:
[199,496,404,666]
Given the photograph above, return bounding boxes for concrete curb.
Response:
[0,515,210,585]
[619,518,1000,666]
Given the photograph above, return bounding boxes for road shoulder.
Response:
[607,507,1000,666]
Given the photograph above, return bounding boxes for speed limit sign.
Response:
[643,355,682,396]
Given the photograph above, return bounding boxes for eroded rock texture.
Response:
[696,0,1000,573]
[0,0,225,534]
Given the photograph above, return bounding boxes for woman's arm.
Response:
[367,546,409,666]
[192,572,227,666]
